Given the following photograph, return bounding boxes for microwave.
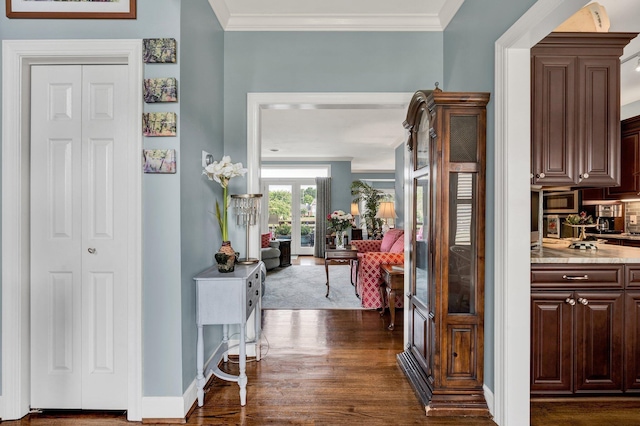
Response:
[543,190,579,214]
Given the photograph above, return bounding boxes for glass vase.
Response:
[336,231,346,249]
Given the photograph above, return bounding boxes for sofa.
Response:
[351,228,404,309]
[260,233,281,270]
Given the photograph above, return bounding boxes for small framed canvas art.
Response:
[144,78,177,103]
[143,38,177,63]
[142,112,177,137]
[546,214,560,238]
[143,149,176,174]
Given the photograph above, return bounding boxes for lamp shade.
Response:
[376,201,396,219]
[268,214,279,225]
[350,203,360,216]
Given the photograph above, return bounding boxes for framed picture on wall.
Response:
[6,0,136,19]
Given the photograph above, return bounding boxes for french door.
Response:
[262,180,316,256]
[30,64,129,409]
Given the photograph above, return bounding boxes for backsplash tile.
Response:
[625,202,640,233]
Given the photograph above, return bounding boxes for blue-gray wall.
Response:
[179,1,225,394]
[394,144,405,229]
[443,0,538,392]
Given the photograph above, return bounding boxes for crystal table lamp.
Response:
[231,193,263,264]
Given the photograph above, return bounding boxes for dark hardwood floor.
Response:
[6,258,640,425]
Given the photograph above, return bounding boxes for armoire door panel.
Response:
[447,324,476,378]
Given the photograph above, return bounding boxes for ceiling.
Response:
[208,0,640,172]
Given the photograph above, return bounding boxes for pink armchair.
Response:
[351,229,404,309]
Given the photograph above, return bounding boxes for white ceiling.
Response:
[208,0,640,172]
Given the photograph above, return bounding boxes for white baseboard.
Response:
[484,384,495,418]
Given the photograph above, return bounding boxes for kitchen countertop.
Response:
[586,232,640,241]
[531,238,640,263]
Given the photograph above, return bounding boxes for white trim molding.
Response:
[207,0,463,32]
[1,39,143,421]
[493,1,588,424]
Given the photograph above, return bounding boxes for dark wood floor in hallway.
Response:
[7,306,640,425]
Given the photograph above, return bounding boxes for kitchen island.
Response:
[530,239,640,396]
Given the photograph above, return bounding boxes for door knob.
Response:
[577,297,589,305]
[88,248,96,254]
[565,297,576,306]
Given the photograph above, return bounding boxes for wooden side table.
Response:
[277,240,291,267]
[324,247,358,298]
[380,264,404,330]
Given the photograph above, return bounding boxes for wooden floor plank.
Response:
[6,260,640,425]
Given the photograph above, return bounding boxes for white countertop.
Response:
[531,238,640,264]
[586,232,640,241]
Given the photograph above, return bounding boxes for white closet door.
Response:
[30,64,129,410]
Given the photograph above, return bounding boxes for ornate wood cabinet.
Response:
[398,87,490,416]
[530,32,635,187]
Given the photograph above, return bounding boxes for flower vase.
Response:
[215,241,236,273]
[336,231,346,249]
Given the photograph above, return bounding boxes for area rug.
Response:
[262,264,364,310]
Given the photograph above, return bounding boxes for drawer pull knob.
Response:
[577,297,589,305]
[255,290,259,296]
[562,274,589,281]
[249,300,252,307]
[248,282,252,288]
[565,297,576,306]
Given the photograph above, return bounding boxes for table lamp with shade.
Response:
[350,202,360,227]
[376,201,396,234]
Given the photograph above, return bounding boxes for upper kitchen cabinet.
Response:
[531,32,637,187]
[606,115,640,199]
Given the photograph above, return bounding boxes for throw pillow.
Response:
[389,236,404,253]
[261,233,271,248]
[380,229,403,252]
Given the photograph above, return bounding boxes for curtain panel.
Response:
[315,177,331,258]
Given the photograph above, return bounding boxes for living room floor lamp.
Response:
[376,201,396,234]
[231,193,263,264]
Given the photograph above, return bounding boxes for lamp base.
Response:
[237,258,260,265]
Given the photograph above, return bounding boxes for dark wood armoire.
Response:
[398,86,490,416]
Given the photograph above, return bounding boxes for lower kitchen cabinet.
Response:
[625,291,640,392]
[531,290,624,394]
[531,265,627,395]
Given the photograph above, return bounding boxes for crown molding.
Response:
[207,0,464,32]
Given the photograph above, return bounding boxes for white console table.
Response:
[194,262,263,407]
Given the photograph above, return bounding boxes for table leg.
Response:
[222,324,229,363]
[388,287,396,331]
[196,325,205,406]
[325,260,330,298]
[238,323,247,406]
[379,283,387,317]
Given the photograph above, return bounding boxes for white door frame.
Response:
[494,0,587,424]
[1,39,143,421]
[246,92,413,261]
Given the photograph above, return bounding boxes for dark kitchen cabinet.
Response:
[531,33,636,187]
[625,266,640,392]
[531,265,625,395]
[606,115,640,199]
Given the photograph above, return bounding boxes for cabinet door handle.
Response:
[565,297,576,306]
[577,297,589,305]
[580,173,590,180]
[562,274,589,280]
[536,172,546,179]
